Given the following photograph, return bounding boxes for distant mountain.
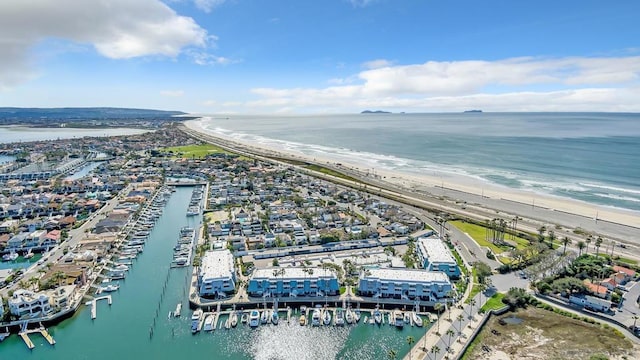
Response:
[0,107,185,120]
[361,110,391,114]
[463,109,483,113]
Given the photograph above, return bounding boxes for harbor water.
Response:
[0,186,427,359]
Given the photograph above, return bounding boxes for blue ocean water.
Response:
[192,113,640,212]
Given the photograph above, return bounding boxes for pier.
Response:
[18,322,56,350]
[89,295,113,320]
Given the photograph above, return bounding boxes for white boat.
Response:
[241,312,248,324]
[311,309,321,326]
[374,309,382,325]
[322,309,332,326]
[271,310,279,325]
[203,315,214,331]
[412,312,423,327]
[24,251,35,259]
[191,309,203,333]
[335,308,345,326]
[249,310,260,328]
[404,312,411,324]
[354,309,361,323]
[100,284,119,292]
[261,310,269,324]
[230,312,238,327]
[175,303,182,317]
[394,310,404,328]
[299,314,307,326]
[345,308,354,324]
[2,252,18,262]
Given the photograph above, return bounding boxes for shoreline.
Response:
[184,119,640,229]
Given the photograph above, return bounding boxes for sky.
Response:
[0,0,639,113]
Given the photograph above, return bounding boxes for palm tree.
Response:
[456,314,464,335]
[469,298,477,320]
[562,236,572,255]
[430,345,440,360]
[477,284,487,310]
[434,302,443,334]
[28,277,40,291]
[537,225,546,242]
[595,236,603,256]
[586,235,593,253]
[406,336,415,360]
[387,348,397,360]
[446,328,455,352]
[547,230,556,249]
[577,241,586,256]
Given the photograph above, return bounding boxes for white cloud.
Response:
[362,59,394,69]
[349,0,376,7]
[194,0,226,13]
[241,56,640,112]
[188,50,236,66]
[0,0,211,88]
[160,90,185,97]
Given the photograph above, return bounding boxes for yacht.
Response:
[261,310,269,324]
[311,309,321,326]
[241,312,248,324]
[374,308,382,325]
[2,252,18,262]
[393,310,405,328]
[345,308,354,324]
[412,312,423,327]
[175,303,182,317]
[24,251,35,259]
[271,310,279,325]
[354,309,361,323]
[322,309,332,326]
[335,308,345,326]
[100,284,119,292]
[203,315,214,332]
[230,311,238,327]
[249,310,260,328]
[299,314,307,326]
[191,309,203,334]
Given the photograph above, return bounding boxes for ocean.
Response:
[191,113,640,212]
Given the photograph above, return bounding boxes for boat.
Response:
[412,312,423,327]
[404,311,411,324]
[335,308,345,326]
[311,309,321,326]
[224,318,231,330]
[344,309,354,324]
[322,309,332,326]
[271,310,279,325]
[241,312,249,324]
[299,314,307,326]
[2,252,18,262]
[175,303,182,317]
[394,310,405,328]
[249,310,260,328]
[191,309,203,334]
[230,311,238,327]
[203,315,214,331]
[374,309,382,325]
[354,309,361,323]
[260,310,269,324]
[100,284,119,292]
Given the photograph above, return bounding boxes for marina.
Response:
[0,186,428,359]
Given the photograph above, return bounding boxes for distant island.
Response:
[463,110,483,113]
[361,110,391,114]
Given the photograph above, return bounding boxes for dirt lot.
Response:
[465,307,640,360]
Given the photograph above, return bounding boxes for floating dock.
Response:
[89,295,113,320]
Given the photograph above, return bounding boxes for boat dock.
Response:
[89,295,113,320]
[18,322,56,350]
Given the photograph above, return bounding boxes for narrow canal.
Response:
[1,186,427,359]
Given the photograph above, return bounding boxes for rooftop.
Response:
[416,237,456,264]
[363,268,450,283]
[252,267,337,280]
[199,249,235,280]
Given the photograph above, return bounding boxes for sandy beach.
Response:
[184,120,639,229]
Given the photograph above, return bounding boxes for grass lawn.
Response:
[480,293,506,312]
[451,220,531,255]
[163,143,231,158]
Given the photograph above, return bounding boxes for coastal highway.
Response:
[179,124,640,263]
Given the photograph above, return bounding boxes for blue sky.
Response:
[1,0,639,113]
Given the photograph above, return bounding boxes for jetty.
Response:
[18,322,56,350]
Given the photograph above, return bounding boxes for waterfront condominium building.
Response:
[357,268,453,302]
[247,267,339,298]
[415,236,461,279]
[8,289,53,319]
[197,249,237,298]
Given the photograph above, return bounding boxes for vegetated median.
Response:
[304,164,360,182]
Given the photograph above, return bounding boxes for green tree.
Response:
[406,336,415,360]
[456,314,464,335]
[474,261,492,284]
[595,236,603,256]
[429,345,440,360]
[562,236,572,255]
[446,328,455,352]
[586,235,593,253]
[577,241,586,256]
